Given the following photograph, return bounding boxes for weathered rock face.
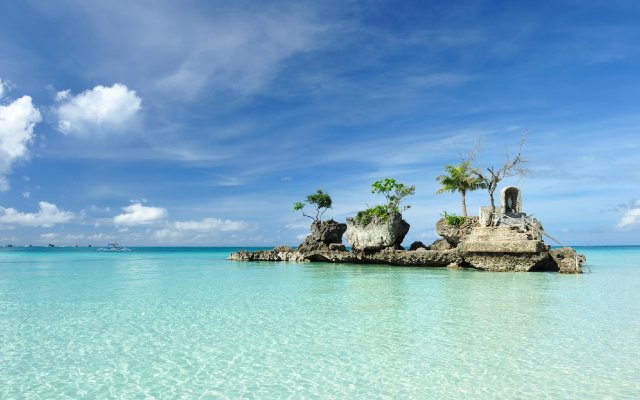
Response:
[460,225,549,271]
[409,241,427,251]
[345,212,409,252]
[228,247,306,262]
[296,220,347,252]
[329,243,347,251]
[549,247,586,273]
[460,226,547,254]
[229,247,461,267]
[464,253,550,272]
[430,238,453,251]
[455,225,587,273]
[435,216,479,246]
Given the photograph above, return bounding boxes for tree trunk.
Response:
[461,190,468,217]
[488,187,496,213]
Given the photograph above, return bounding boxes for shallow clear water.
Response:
[0,246,639,399]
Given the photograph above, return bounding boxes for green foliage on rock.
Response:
[354,178,416,226]
[293,190,333,221]
[442,211,466,227]
[371,178,416,214]
[355,205,389,226]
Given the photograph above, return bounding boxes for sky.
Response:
[0,0,639,246]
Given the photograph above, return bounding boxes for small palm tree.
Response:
[436,161,487,217]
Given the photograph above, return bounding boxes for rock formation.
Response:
[408,241,428,251]
[229,246,461,267]
[435,216,478,246]
[228,186,587,274]
[345,212,409,252]
[430,238,453,251]
[229,221,586,273]
[296,220,347,252]
[549,247,586,274]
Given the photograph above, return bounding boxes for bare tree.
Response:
[472,135,528,214]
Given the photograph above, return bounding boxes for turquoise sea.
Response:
[0,246,638,399]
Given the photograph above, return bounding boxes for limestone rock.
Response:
[296,219,347,252]
[409,241,428,251]
[329,243,346,251]
[430,238,453,251]
[345,212,409,252]
[303,248,460,267]
[464,253,550,272]
[435,216,478,246]
[228,247,305,262]
[460,226,546,254]
[549,247,586,273]
[273,245,293,252]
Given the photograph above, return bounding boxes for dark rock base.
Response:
[228,246,586,273]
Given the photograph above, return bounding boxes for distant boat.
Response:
[48,244,55,248]
[96,243,131,252]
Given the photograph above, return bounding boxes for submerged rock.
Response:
[345,212,409,252]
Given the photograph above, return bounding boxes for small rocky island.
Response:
[229,185,586,273]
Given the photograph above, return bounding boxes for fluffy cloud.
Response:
[175,217,247,232]
[55,83,141,136]
[0,94,42,191]
[113,203,167,225]
[0,202,74,227]
[617,201,640,229]
[0,78,4,98]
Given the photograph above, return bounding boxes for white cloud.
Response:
[64,233,109,242]
[55,83,141,136]
[40,233,57,240]
[0,202,74,227]
[153,228,182,240]
[154,8,323,98]
[0,95,42,191]
[285,221,310,230]
[113,203,167,225]
[617,201,640,229]
[55,89,70,101]
[22,191,30,199]
[174,217,247,232]
[70,2,328,99]
[0,78,5,98]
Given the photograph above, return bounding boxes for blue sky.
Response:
[0,0,639,246]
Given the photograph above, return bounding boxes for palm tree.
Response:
[436,161,487,217]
